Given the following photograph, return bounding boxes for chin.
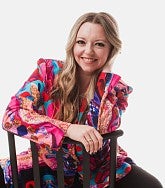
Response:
[82,69,95,74]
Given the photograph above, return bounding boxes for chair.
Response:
[7,129,123,188]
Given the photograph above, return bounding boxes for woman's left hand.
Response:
[65,124,103,154]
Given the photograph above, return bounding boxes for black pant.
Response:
[114,164,163,188]
[72,164,163,188]
[1,164,163,188]
[73,164,163,188]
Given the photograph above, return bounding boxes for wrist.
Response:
[65,123,73,137]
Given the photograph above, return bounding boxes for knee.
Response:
[152,178,163,188]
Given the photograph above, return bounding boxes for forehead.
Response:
[77,22,106,39]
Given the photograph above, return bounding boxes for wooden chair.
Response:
[7,129,123,188]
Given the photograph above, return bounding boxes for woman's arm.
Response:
[2,58,71,150]
[86,72,132,134]
[98,76,133,133]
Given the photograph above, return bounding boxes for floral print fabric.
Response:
[2,58,133,187]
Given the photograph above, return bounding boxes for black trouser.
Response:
[72,164,163,188]
[1,164,163,188]
[114,164,163,188]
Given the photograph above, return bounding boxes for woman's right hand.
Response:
[65,124,103,154]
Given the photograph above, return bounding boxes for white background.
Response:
[0,0,164,186]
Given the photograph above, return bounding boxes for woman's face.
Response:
[73,22,111,76]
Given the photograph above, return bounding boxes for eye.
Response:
[76,40,85,45]
[95,42,105,47]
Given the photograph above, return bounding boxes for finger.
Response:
[87,132,99,153]
[93,130,103,150]
[84,134,95,154]
[84,128,103,154]
[79,136,90,153]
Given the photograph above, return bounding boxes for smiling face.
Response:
[73,22,111,77]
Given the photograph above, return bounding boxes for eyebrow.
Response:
[76,37,108,43]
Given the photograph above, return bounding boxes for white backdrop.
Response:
[0,0,164,186]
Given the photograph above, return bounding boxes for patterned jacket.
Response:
[2,58,133,187]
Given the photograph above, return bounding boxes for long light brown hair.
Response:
[51,12,122,123]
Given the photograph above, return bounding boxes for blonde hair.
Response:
[52,12,122,123]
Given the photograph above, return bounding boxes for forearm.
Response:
[2,96,71,149]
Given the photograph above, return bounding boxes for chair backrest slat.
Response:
[7,132,19,188]
[109,135,118,188]
[7,130,123,188]
[56,147,65,188]
[30,141,41,188]
[82,149,90,188]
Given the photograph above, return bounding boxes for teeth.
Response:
[83,58,94,62]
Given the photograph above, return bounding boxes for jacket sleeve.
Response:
[107,79,133,132]
[2,58,71,150]
[95,73,133,134]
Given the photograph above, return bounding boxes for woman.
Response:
[2,12,163,188]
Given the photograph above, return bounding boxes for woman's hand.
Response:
[65,124,103,154]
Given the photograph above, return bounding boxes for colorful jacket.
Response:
[2,58,133,187]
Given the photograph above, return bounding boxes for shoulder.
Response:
[100,71,133,94]
[114,78,133,95]
[37,58,64,75]
[34,58,64,83]
[96,71,133,101]
[97,72,121,92]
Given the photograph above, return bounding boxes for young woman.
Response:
[2,12,163,188]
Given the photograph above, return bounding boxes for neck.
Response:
[78,74,91,96]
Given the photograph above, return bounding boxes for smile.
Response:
[82,57,97,63]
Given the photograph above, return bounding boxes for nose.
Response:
[84,43,94,54]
